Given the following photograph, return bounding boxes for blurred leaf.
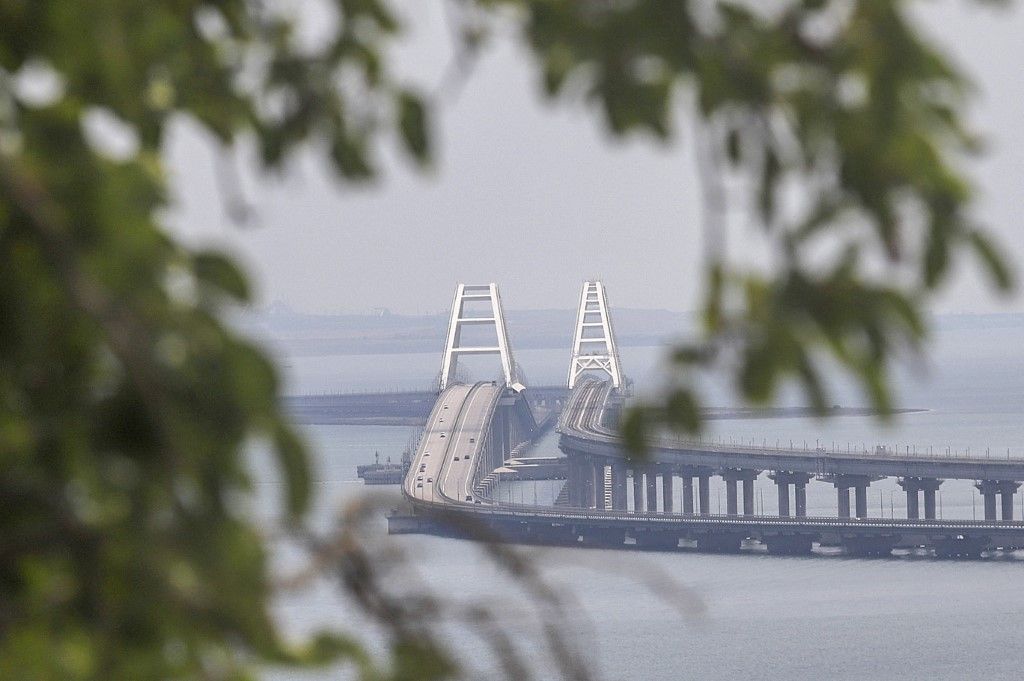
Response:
[620,407,650,459]
[969,229,1014,291]
[193,250,249,302]
[664,389,701,434]
[273,422,312,519]
[397,90,430,164]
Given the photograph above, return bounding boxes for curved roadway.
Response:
[404,382,503,506]
[402,378,1024,552]
[560,380,1024,482]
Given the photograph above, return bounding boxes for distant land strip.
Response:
[283,390,925,427]
[243,308,1024,357]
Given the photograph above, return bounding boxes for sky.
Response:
[165,1,1024,316]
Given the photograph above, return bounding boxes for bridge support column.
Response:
[913,477,942,520]
[777,482,791,517]
[794,482,807,517]
[1000,482,1020,520]
[725,477,738,516]
[582,457,596,509]
[826,475,877,519]
[854,484,868,519]
[645,467,658,513]
[925,481,937,518]
[698,474,711,515]
[722,469,760,517]
[898,478,921,519]
[662,467,674,514]
[977,480,999,521]
[769,472,811,518]
[593,459,607,511]
[567,456,585,507]
[976,480,1019,521]
[682,475,694,515]
[743,477,755,516]
[610,462,628,511]
[837,486,850,519]
[631,469,644,513]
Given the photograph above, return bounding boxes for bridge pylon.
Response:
[439,283,524,393]
[567,281,623,390]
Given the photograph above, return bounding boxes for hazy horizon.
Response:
[165,1,1024,317]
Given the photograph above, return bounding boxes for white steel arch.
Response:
[439,283,521,392]
[567,281,623,390]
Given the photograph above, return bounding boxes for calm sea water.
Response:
[262,321,1024,680]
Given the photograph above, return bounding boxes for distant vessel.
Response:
[356,447,411,485]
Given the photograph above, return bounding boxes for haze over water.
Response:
[265,317,1024,680]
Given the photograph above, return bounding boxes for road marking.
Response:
[441,383,496,503]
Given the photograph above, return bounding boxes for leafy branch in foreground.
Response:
[0,1,425,678]
[484,0,1015,445]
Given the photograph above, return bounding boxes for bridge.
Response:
[394,281,1024,558]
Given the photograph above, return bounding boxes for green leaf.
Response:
[273,422,312,519]
[397,90,430,164]
[726,128,741,164]
[665,388,701,434]
[193,251,250,302]
[968,230,1014,291]
[620,407,650,460]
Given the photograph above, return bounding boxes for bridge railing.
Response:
[567,385,1024,465]
[404,492,1024,529]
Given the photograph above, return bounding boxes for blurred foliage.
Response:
[0,0,1015,679]
[487,0,1015,448]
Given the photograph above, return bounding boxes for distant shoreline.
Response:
[288,402,928,427]
[703,406,928,421]
[244,309,1024,358]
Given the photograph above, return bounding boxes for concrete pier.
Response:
[695,532,743,553]
[842,534,898,557]
[769,472,812,518]
[837,485,850,518]
[794,481,807,517]
[565,457,577,507]
[611,461,628,510]
[855,484,868,519]
[897,477,943,519]
[898,477,921,519]
[594,459,607,510]
[725,476,738,516]
[976,480,1020,521]
[1001,482,1020,520]
[632,469,643,513]
[778,480,790,517]
[722,469,760,516]
[579,526,625,547]
[698,474,711,515]
[978,480,998,521]
[923,485,937,520]
[682,475,694,515]
[827,474,876,519]
[585,457,597,508]
[921,478,941,519]
[743,477,755,516]
[645,468,658,513]
[632,530,680,549]
[572,456,592,508]
[662,468,674,514]
[763,534,814,556]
